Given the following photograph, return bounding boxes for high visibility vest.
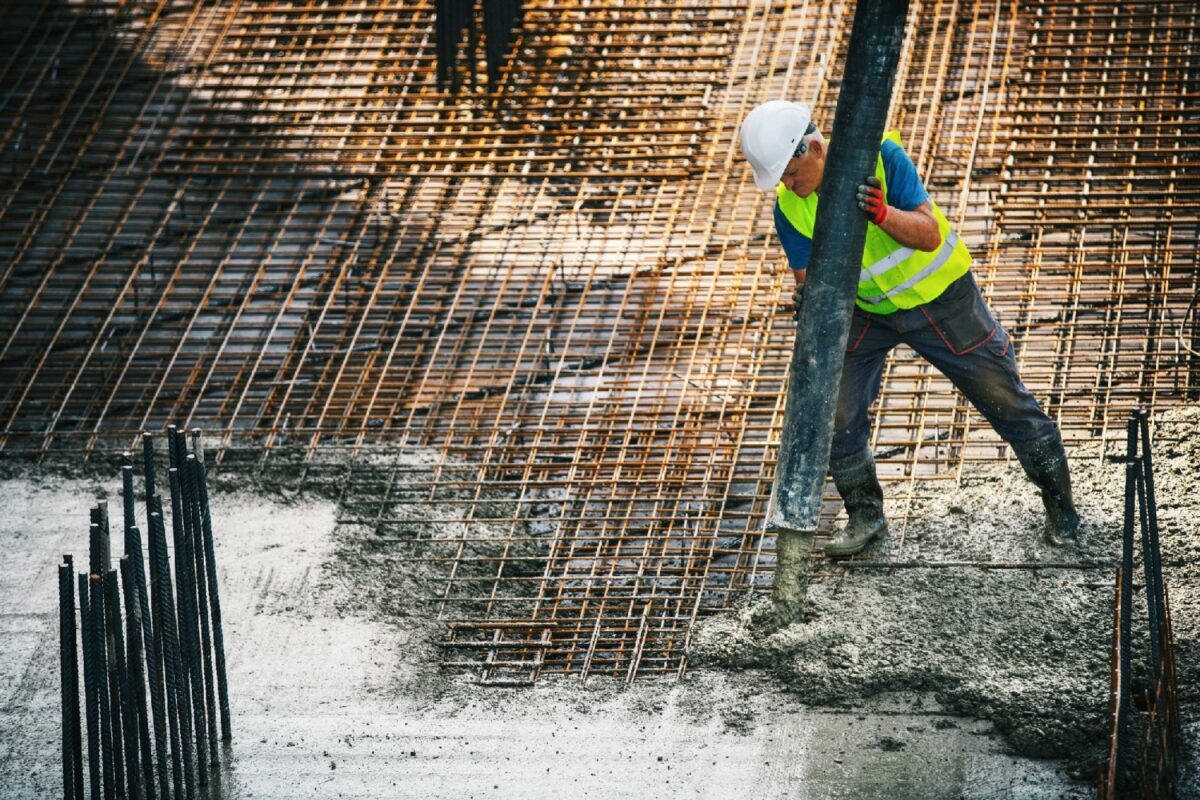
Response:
[775,131,972,315]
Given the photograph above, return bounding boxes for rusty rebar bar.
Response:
[78,572,101,800]
[59,562,80,800]
[191,428,232,742]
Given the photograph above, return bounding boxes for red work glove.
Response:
[856,176,888,225]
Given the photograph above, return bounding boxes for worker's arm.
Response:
[857,178,941,252]
[875,201,940,252]
[859,141,942,252]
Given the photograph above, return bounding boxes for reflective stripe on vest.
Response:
[858,231,960,305]
[775,131,972,315]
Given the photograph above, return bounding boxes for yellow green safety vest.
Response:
[775,131,972,315]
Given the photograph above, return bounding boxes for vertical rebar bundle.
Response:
[482,0,522,91]
[191,431,231,741]
[58,427,233,800]
[1099,408,1180,797]
[436,0,523,92]
[78,574,101,800]
[168,430,209,790]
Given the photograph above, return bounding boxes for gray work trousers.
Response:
[831,271,1059,460]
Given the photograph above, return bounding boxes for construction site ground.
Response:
[3,406,1197,798]
[2,1,1198,796]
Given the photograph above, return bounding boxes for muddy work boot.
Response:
[825,446,888,558]
[1012,430,1081,548]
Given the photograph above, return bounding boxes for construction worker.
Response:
[739,100,1080,556]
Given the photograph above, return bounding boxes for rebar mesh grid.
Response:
[1,1,1197,682]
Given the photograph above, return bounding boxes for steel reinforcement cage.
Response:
[1,0,1198,681]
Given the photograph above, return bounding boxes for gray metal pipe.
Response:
[766,0,910,533]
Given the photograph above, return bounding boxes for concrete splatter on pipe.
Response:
[142,433,157,503]
[767,0,911,533]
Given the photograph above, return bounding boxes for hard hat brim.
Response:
[751,162,785,191]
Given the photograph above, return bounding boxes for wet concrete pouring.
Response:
[2,408,1198,798]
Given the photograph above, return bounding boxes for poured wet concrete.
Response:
[693,408,1200,782]
[690,464,1123,764]
[0,478,1090,799]
[2,408,1199,798]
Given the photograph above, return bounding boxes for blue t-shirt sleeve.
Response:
[774,200,812,271]
[880,140,929,211]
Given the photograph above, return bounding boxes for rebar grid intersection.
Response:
[0,0,1197,682]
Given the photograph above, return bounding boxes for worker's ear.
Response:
[808,138,824,159]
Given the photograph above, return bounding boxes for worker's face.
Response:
[780,139,824,197]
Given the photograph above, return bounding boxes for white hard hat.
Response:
[739,101,814,190]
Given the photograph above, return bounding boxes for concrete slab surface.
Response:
[0,476,1099,799]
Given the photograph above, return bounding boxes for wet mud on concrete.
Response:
[693,406,1200,788]
[0,477,1090,799]
[1,407,1197,797]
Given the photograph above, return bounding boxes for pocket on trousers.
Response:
[984,324,1012,359]
[846,312,872,353]
[920,274,996,355]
